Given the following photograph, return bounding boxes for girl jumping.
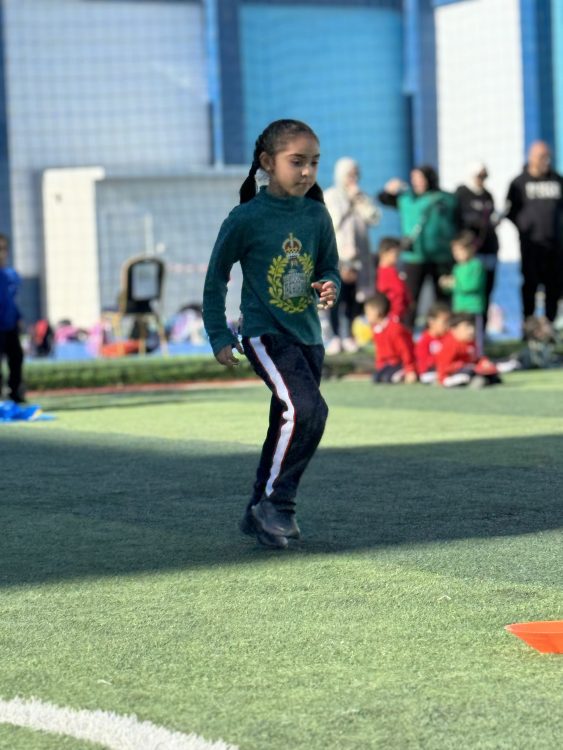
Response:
[203,119,340,549]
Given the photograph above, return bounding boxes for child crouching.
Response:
[364,292,417,384]
[436,313,501,388]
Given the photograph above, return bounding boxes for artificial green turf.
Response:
[1,371,562,749]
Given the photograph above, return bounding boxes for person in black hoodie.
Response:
[455,163,499,328]
[506,141,563,325]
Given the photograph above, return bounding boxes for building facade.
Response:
[0,0,560,327]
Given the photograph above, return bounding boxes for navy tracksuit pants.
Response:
[242,334,328,508]
[0,328,24,400]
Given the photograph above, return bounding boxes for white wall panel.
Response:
[436,0,524,261]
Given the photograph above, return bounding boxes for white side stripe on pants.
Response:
[248,336,296,497]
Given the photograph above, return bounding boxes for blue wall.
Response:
[239,2,407,239]
[553,0,563,170]
[520,0,555,154]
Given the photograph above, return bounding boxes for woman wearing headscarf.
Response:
[324,157,381,353]
[378,165,458,328]
[455,163,500,327]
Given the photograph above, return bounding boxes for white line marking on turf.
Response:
[0,697,239,750]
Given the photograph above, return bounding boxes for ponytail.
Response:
[239,164,259,204]
[239,134,264,204]
[239,119,323,204]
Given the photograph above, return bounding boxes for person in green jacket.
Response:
[439,230,487,353]
[203,119,340,549]
[378,165,459,327]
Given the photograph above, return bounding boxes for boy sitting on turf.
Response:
[436,313,501,388]
[364,292,417,384]
[415,301,451,384]
[375,236,413,325]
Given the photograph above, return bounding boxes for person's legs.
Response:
[243,334,326,506]
[403,263,426,328]
[5,329,24,401]
[0,328,23,401]
[484,261,497,328]
[247,394,283,506]
[242,334,327,540]
[328,297,341,338]
[342,282,361,341]
[541,248,562,322]
[327,281,357,352]
[520,241,540,320]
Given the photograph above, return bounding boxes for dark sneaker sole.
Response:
[239,510,288,549]
[251,504,301,540]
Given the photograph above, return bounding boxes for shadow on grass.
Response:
[1,428,562,586]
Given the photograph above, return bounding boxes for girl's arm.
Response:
[202,215,243,359]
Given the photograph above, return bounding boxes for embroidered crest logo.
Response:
[268,233,314,313]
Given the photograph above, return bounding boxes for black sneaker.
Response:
[252,500,301,540]
[239,504,288,549]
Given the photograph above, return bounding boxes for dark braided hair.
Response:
[239,119,324,204]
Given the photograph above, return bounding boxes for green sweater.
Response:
[398,190,458,264]
[203,189,341,355]
[452,258,487,314]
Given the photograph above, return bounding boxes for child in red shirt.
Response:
[415,302,451,384]
[436,313,501,387]
[375,237,413,324]
[365,292,417,384]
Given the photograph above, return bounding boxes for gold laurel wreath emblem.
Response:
[268,253,315,314]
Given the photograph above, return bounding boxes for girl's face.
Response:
[410,169,428,195]
[260,134,320,198]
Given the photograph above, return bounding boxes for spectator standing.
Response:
[506,141,563,326]
[378,165,458,328]
[455,163,500,326]
[0,234,25,402]
[324,157,380,353]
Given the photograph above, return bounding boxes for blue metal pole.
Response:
[203,0,224,166]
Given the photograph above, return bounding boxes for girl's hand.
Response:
[404,371,418,385]
[215,342,244,366]
[311,280,337,310]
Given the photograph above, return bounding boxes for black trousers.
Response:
[403,261,452,328]
[520,240,562,322]
[0,328,24,400]
[242,334,327,508]
[329,280,362,337]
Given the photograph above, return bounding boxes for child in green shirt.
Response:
[440,230,487,352]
